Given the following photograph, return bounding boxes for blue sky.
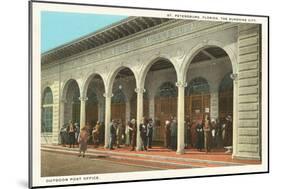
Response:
[41,11,127,53]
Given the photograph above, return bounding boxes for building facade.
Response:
[41,17,261,160]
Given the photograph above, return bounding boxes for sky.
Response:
[41,11,127,53]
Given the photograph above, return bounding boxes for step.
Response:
[42,145,244,167]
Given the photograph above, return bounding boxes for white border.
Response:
[31,1,269,187]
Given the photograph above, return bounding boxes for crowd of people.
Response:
[59,114,233,157]
[183,115,233,153]
[59,121,104,147]
[109,118,154,151]
[161,114,233,153]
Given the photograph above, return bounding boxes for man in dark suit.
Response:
[196,120,204,151]
[109,119,116,150]
[170,118,177,151]
[147,118,154,148]
[139,118,148,151]
[130,119,137,151]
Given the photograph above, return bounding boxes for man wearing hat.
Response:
[147,118,154,149]
[224,115,233,147]
[130,119,137,151]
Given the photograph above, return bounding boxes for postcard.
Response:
[29,1,269,188]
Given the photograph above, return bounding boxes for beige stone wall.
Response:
[235,24,261,160]
[41,65,60,144]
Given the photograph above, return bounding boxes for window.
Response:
[112,89,126,104]
[186,77,209,95]
[42,87,53,133]
[156,82,177,97]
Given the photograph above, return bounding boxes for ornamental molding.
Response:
[47,21,234,69]
[175,81,187,88]
[79,96,88,101]
[135,88,146,94]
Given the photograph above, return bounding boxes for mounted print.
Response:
[29,0,269,188]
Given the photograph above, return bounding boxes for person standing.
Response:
[224,115,233,147]
[125,120,131,146]
[186,119,192,148]
[68,122,76,148]
[203,116,212,153]
[60,124,68,147]
[85,122,92,144]
[92,121,100,147]
[139,118,148,151]
[116,120,123,148]
[130,119,137,151]
[164,120,171,148]
[215,119,223,149]
[147,118,154,149]
[170,118,177,151]
[78,126,89,157]
[74,123,80,145]
[109,120,116,150]
[196,119,204,151]
[210,119,217,148]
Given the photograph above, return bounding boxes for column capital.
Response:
[135,87,146,94]
[230,73,238,81]
[103,92,113,98]
[79,96,88,101]
[175,81,187,88]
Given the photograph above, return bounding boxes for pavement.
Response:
[41,151,159,177]
[41,144,261,173]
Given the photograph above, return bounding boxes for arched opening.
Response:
[185,46,233,151]
[85,74,106,145]
[85,75,105,124]
[143,58,177,145]
[42,87,53,133]
[111,67,136,127]
[63,79,80,124]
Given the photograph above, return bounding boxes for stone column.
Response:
[176,81,187,154]
[103,92,112,149]
[135,87,145,151]
[79,96,88,129]
[232,79,238,158]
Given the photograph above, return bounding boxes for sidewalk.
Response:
[41,144,261,170]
